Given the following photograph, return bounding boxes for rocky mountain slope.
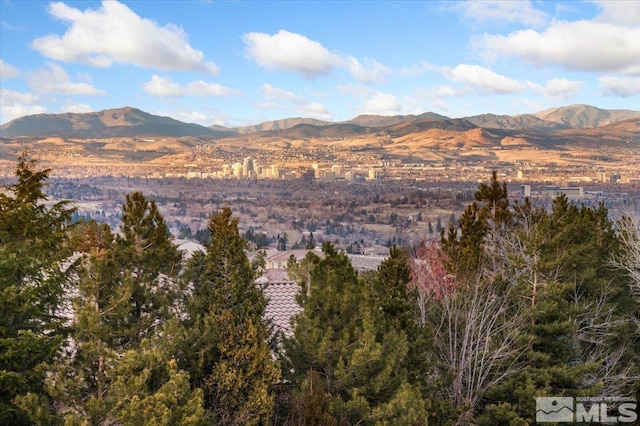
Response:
[0,107,226,138]
[1,105,638,145]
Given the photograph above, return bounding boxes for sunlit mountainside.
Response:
[1,105,638,175]
[1,104,638,140]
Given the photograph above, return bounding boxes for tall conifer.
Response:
[0,153,75,424]
[181,207,280,424]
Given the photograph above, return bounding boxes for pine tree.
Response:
[477,196,637,423]
[474,170,511,230]
[41,193,189,424]
[283,242,429,424]
[108,191,183,349]
[441,201,487,279]
[369,245,433,402]
[181,207,280,424]
[0,153,75,424]
[441,171,511,280]
[305,231,316,249]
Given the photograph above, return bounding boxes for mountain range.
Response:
[1,104,639,140]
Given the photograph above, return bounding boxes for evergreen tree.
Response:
[283,242,428,424]
[276,233,289,251]
[0,153,75,424]
[41,195,192,424]
[43,220,123,424]
[474,170,511,230]
[108,191,183,349]
[369,245,433,396]
[181,207,280,424]
[441,171,511,281]
[441,201,487,279]
[305,231,316,249]
[477,196,637,423]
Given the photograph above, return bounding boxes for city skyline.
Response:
[1,0,639,127]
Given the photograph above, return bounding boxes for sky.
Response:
[1,0,639,127]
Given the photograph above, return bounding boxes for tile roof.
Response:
[263,281,302,337]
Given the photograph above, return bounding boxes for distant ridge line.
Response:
[1,104,639,139]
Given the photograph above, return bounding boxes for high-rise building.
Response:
[232,162,243,178]
[243,157,255,178]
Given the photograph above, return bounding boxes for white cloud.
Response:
[457,0,548,27]
[428,84,469,98]
[599,76,640,97]
[243,30,389,83]
[357,92,403,115]
[243,30,339,79]
[399,61,437,77]
[186,81,238,97]
[433,99,451,112]
[298,102,332,121]
[152,109,208,125]
[144,75,182,97]
[444,64,525,94]
[338,84,375,99]
[342,57,390,84]
[0,59,20,79]
[527,78,583,101]
[143,75,238,97]
[175,110,209,124]
[259,83,331,120]
[517,98,545,113]
[0,89,46,124]
[261,83,305,104]
[28,63,105,95]
[0,89,40,105]
[62,100,93,113]
[32,1,218,74]
[594,0,640,27]
[475,21,640,74]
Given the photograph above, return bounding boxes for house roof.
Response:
[263,281,302,337]
[265,248,324,263]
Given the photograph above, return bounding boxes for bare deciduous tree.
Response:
[411,241,528,424]
[612,209,640,336]
[614,211,640,296]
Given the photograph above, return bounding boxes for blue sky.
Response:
[1,0,639,127]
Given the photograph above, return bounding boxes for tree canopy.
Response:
[2,158,638,425]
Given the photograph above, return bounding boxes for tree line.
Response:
[1,155,638,425]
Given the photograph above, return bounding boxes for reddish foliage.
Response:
[410,240,456,301]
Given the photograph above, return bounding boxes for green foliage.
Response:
[436,172,637,423]
[370,246,432,389]
[283,242,429,424]
[108,191,183,349]
[0,153,76,423]
[44,192,198,425]
[181,207,280,424]
[3,157,638,425]
[477,195,635,423]
[474,170,511,228]
[112,352,205,426]
[441,170,511,279]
